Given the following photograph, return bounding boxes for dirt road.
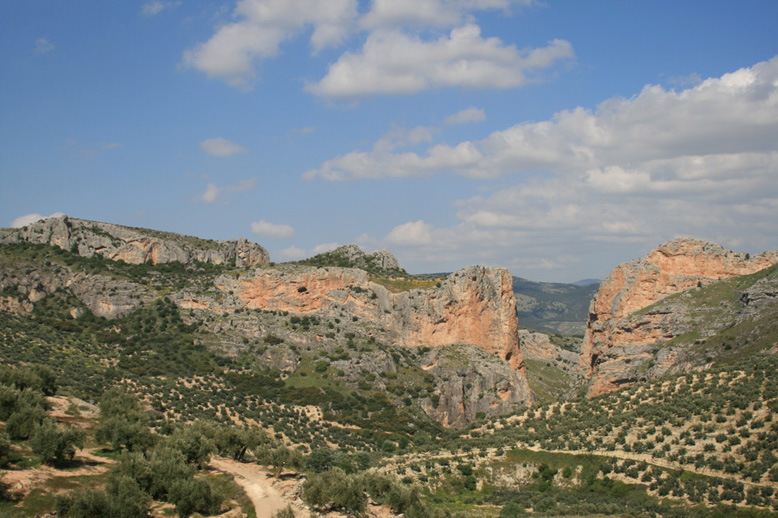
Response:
[210,458,290,518]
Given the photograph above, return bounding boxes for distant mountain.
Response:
[571,278,600,287]
[512,277,599,336]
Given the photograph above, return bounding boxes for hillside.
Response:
[2,221,778,518]
[582,238,778,396]
[512,276,598,336]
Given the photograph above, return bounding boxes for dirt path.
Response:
[1,447,113,498]
[210,458,289,518]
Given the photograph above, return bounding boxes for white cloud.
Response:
[306,26,574,98]
[141,1,180,16]
[200,183,222,204]
[312,242,339,254]
[251,219,295,238]
[278,245,306,260]
[344,57,778,279]
[182,0,358,88]
[201,137,248,157]
[198,178,256,204]
[10,212,65,229]
[385,220,434,246]
[307,56,778,182]
[34,38,55,54]
[360,0,535,30]
[445,106,486,125]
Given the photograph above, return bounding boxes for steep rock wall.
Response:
[581,238,778,396]
[179,264,526,374]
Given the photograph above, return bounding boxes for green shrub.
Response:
[30,418,86,466]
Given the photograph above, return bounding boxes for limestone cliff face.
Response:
[582,238,778,396]
[0,262,153,319]
[0,215,269,267]
[179,264,525,373]
[418,345,531,428]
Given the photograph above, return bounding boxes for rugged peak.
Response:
[298,244,403,274]
[580,238,778,396]
[0,215,269,267]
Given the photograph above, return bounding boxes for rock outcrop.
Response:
[180,264,526,374]
[518,330,579,374]
[0,215,269,267]
[581,238,778,396]
[418,345,531,428]
[296,244,403,273]
[0,260,153,319]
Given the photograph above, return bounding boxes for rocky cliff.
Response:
[0,215,269,267]
[179,264,526,374]
[1,226,531,427]
[581,238,778,396]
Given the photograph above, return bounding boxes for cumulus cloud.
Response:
[385,220,434,245]
[182,0,358,88]
[197,178,256,204]
[307,56,778,182]
[10,212,65,228]
[306,26,573,98]
[200,183,222,203]
[360,0,535,30]
[34,38,55,54]
[251,219,295,238]
[201,137,248,157]
[350,57,778,279]
[141,1,180,16]
[312,242,340,254]
[278,245,306,260]
[445,106,486,125]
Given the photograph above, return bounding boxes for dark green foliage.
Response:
[169,477,222,518]
[29,418,86,465]
[0,432,11,468]
[55,475,150,518]
[166,422,216,468]
[500,502,526,517]
[0,364,57,396]
[55,489,113,518]
[105,474,152,518]
[215,424,265,461]
[5,402,46,440]
[303,468,367,515]
[94,388,154,452]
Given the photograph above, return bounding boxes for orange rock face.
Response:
[183,265,526,374]
[384,267,524,373]
[581,238,778,396]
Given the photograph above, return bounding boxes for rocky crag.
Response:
[0,215,269,267]
[0,220,531,426]
[179,264,525,371]
[297,244,403,272]
[581,238,778,396]
[175,263,532,426]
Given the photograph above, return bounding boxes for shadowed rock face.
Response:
[418,345,531,428]
[581,238,778,397]
[0,215,269,267]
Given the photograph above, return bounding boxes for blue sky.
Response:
[1,1,777,282]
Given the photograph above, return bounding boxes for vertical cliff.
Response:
[581,238,778,396]
[181,264,526,374]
